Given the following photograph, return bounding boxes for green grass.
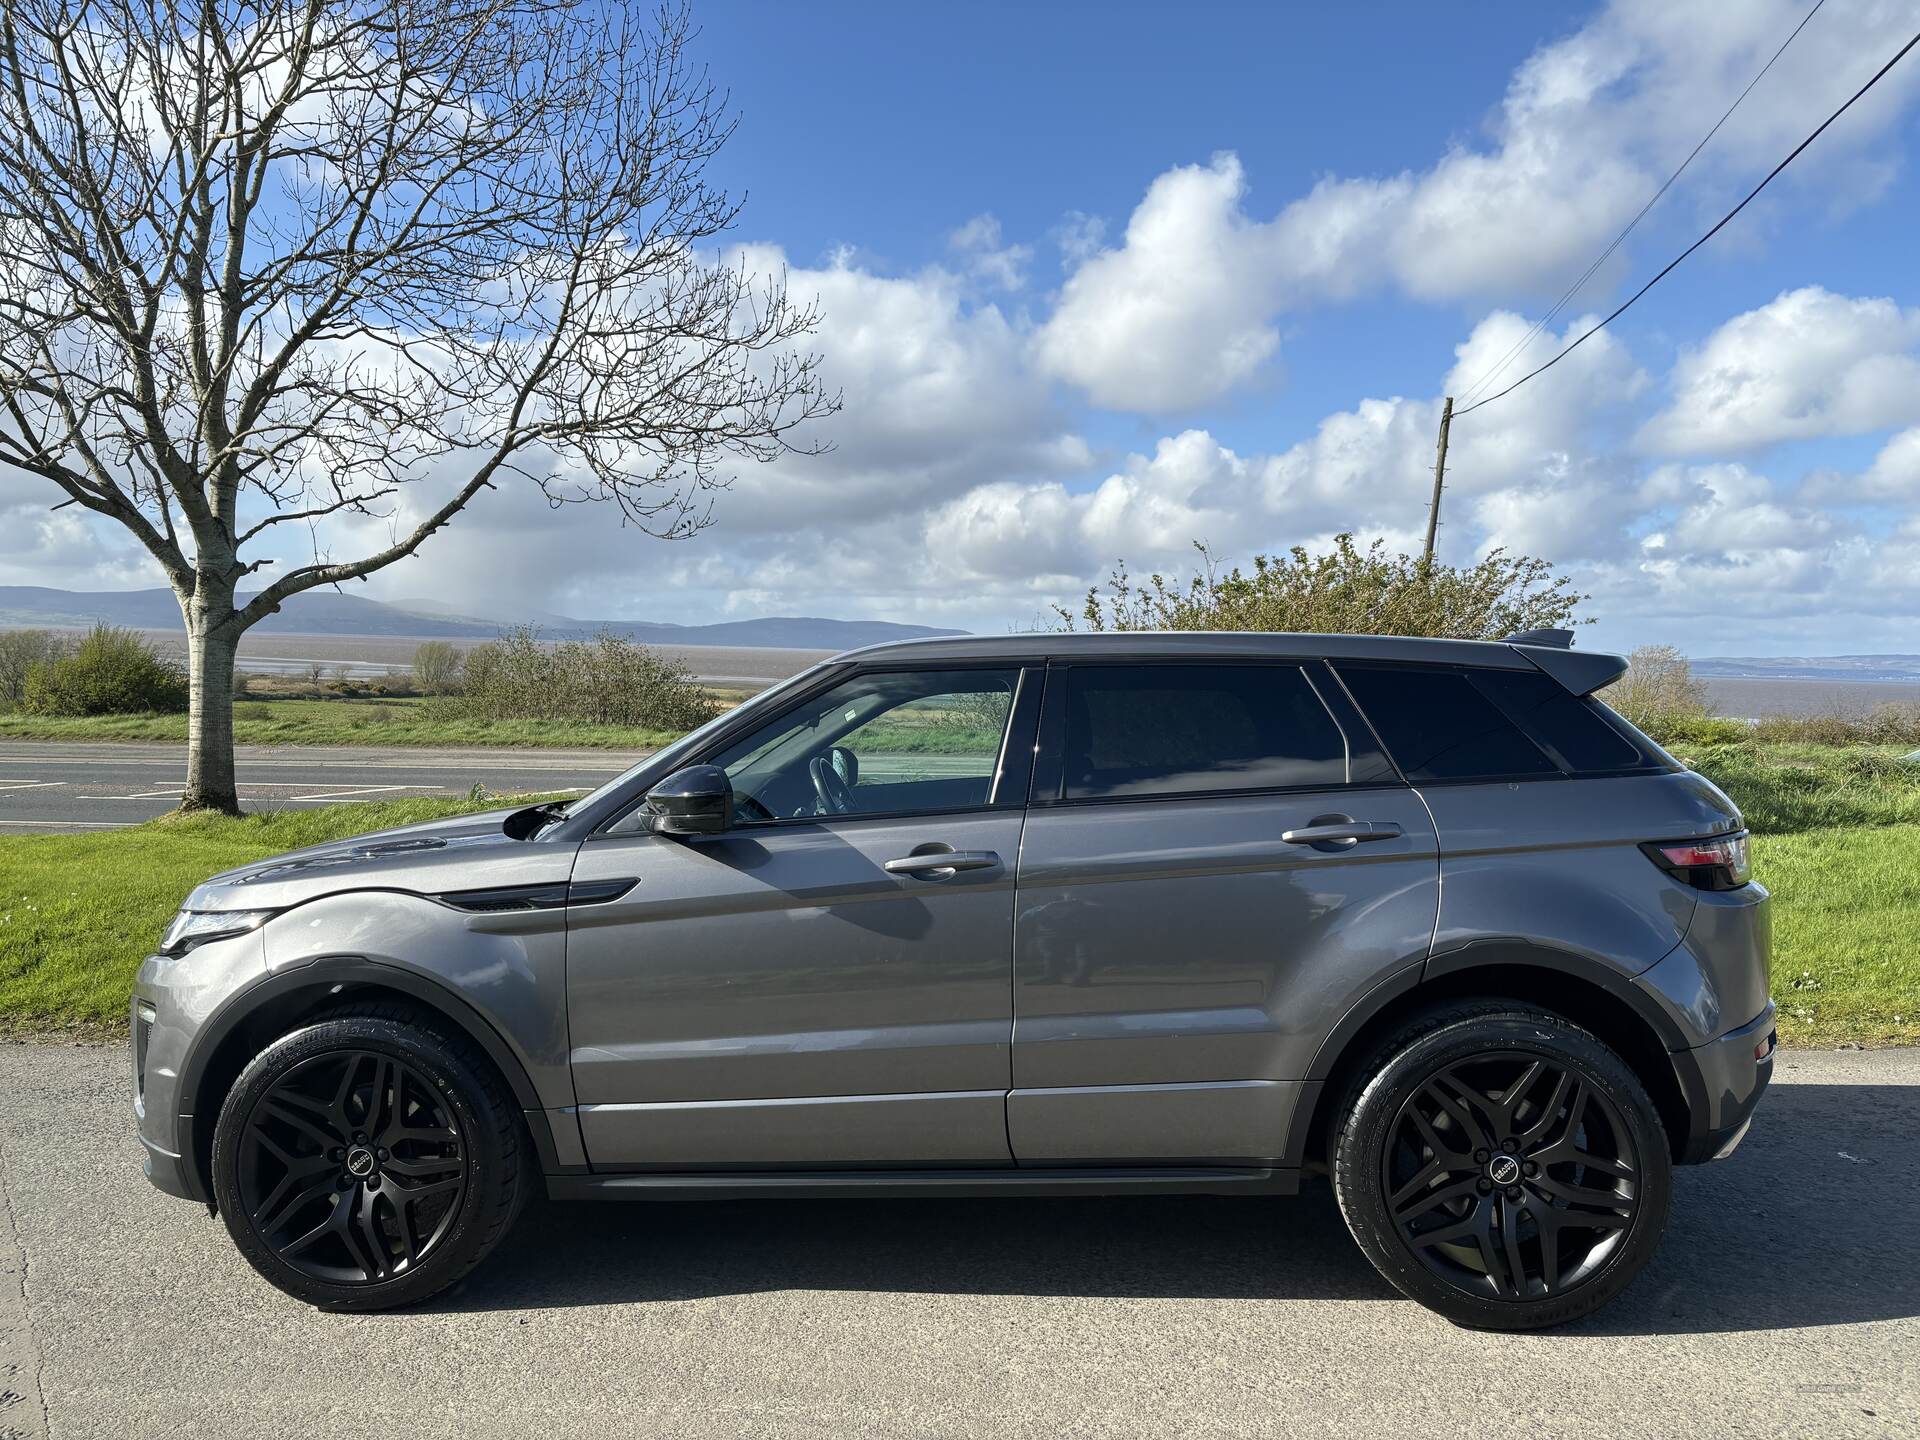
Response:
[0,697,686,750]
[1681,741,1920,835]
[0,795,559,1033]
[1755,825,1920,1049]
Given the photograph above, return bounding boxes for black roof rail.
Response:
[1504,627,1574,649]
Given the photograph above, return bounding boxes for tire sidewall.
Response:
[212,1016,511,1311]
[1336,1013,1672,1331]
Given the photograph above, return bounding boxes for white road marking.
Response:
[0,780,66,790]
[283,784,417,801]
[85,789,185,801]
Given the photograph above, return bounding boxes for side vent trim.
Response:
[433,877,638,912]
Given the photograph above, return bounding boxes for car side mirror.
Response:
[643,764,735,837]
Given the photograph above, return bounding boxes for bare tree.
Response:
[0,0,834,810]
[1604,644,1709,730]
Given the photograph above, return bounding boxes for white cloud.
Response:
[1032,155,1281,413]
[948,214,1032,292]
[1639,287,1920,454]
[1032,0,1920,413]
[1860,428,1920,499]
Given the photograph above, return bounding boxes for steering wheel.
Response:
[809,751,856,814]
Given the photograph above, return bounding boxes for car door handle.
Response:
[1280,821,1404,847]
[884,850,1000,877]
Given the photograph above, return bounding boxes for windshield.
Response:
[554,662,838,824]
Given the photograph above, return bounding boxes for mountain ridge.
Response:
[0,586,964,651]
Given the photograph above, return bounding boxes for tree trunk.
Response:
[182,604,242,815]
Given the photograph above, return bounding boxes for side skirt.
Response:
[545,1166,1301,1202]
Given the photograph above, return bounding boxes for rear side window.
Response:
[1060,664,1347,800]
[1336,665,1556,782]
[1469,668,1668,775]
[1338,663,1672,782]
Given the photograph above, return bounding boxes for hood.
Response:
[182,805,579,914]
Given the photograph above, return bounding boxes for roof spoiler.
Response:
[1504,629,1627,696]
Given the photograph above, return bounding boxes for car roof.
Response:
[835,630,1542,668]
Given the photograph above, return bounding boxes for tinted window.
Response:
[1337,665,1557,781]
[1061,664,1347,800]
[1470,668,1666,774]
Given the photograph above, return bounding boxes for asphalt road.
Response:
[0,1044,1915,1439]
[0,742,641,832]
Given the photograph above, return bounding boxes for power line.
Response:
[1455,22,1920,422]
[1457,0,1831,409]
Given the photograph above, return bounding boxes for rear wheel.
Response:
[1333,1004,1670,1330]
[211,1005,525,1311]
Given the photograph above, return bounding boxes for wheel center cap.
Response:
[1487,1153,1522,1186]
[345,1145,377,1178]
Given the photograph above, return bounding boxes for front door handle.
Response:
[1280,821,1404,847]
[884,849,1000,878]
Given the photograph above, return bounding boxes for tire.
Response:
[1332,1002,1671,1331]
[210,1003,526,1311]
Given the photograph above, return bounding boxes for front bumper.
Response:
[1676,1000,1776,1165]
[130,931,269,1205]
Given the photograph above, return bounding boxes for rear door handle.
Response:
[1280,822,1404,847]
[884,849,1000,878]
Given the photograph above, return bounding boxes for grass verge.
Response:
[0,795,554,1034]
[1756,824,1920,1048]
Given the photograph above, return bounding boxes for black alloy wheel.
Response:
[212,1005,525,1311]
[1334,1004,1671,1331]
[238,1050,469,1284]
[1383,1052,1640,1301]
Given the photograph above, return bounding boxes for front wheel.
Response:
[210,1004,526,1311]
[1333,1004,1671,1331]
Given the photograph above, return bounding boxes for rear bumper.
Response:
[1675,1001,1776,1165]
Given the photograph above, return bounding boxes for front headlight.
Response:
[158,908,276,956]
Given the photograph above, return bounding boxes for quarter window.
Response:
[1336,665,1557,782]
[1059,664,1348,800]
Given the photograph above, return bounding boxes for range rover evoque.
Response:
[133,630,1773,1330]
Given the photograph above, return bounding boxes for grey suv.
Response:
[133,630,1773,1330]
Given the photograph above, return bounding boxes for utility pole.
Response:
[1423,395,1454,569]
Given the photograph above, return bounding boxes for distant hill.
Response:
[1692,655,1920,683]
[0,586,964,651]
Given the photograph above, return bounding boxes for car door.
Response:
[566,664,1040,1170]
[1009,660,1440,1166]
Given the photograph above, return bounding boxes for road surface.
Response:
[0,1043,1915,1439]
[0,742,1004,833]
[0,742,641,832]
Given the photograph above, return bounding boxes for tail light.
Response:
[1642,832,1752,891]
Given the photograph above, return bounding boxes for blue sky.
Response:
[8,0,1920,655]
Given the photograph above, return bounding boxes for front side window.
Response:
[707,668,1021,821]
[1058,664,1348,800]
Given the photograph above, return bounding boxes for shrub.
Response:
[458,625,714,730]
[1053,535,1586,639]
[1651,713,1749,747]
[412,640,463,694]
[20,624,189,715]
[0,628,76,708]
[1746,705,1920,748]
[232,701,272,722]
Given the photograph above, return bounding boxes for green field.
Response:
[0,697,684,751]
[1,741,1916,1044]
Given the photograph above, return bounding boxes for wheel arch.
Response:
[1290,942,1699,1172]
[178,959,568,1205]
